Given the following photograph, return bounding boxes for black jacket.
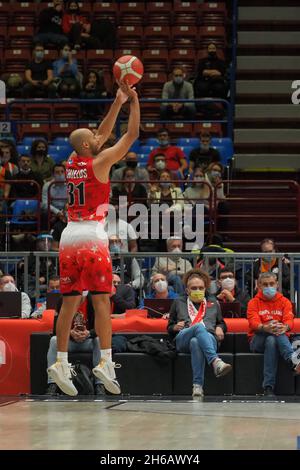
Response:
[189,146,220,168]
[38,7,63,34]
[111,284,136,314]
[167,296,227,340]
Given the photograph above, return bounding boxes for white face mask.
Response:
[154,280,168,293]
[3,281,18,292]
[221,278,235,291]
[171,247,181,254]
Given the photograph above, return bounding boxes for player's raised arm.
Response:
[94,82,129,141]
[93,83,140,183]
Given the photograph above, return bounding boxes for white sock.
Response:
[101,349,112,362]
[57,351,68,363]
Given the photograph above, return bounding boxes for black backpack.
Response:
[72,362,95,395]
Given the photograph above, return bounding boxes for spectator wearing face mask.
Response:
[168,268,231,399]
[247,272,300,397]
[106,202,138,253]
[160,67,196,121]
[147,129,188,177]
[148,169,184,212]
[183,166,210,209]
[109,235,144,290]
[34,0,68,48]
[10,155,43,200]
[53,44,81,98]
[189,132,221,173]
[112,167,148,206]
[23,44,56,99]
[193,43,227,100]
[111,152,149,191]
[140,272,178,308]
[152,237,193,295]
[216,266,250,317]
[111,274,136,314]
[30,139,55,182]
[42,164,67,226]
[0,274,31,318]
[32,275,61,318]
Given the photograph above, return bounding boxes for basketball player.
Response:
[47,82,140,395]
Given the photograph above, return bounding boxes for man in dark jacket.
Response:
[111,274,136,314]
[34,0,68,47]
[193,43,227,100]
[11,155,43,199]
[188,132,220,172]
[216,266,250,317]
[168,268,232,399]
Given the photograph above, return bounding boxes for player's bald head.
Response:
[69,128,94,153]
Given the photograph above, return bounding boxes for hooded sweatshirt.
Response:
[247,290,294,339]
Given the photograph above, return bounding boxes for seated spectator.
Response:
[140,272,179,308]
[32,275,61,317]
[62,1,115,50]
[193,42,227,101]
[247,272,300,396]
[105,202,138,253]
[109,235,144,290]
[148,170,184,212]
[34,0,68,48]
[112,167,148,207]
[81,70,110,119]
[149,154,184,189]
[111,274,136,314]
[246,238,290,298]
[111,152,149,191]
[0,274,31,318]
[0,144,18,177]
[183,166,210,209]
[216,266,250,317]
[42,164,68,227]
[147,128,188,177]
[10,155,43,200]
[23,44,56,99]
[51,205,67,251]
[4,73,23,99]
[53,44,81,98]
[152,237,193,294]
[189,132,221,172]
[168,268,232,399]
[160,67,196,121]
[30,139,55,182]
[46,293,105,396]
[0,139,19,163]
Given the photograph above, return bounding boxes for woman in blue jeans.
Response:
[168,268,232,399]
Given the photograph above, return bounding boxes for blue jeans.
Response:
[47,336,101,384]
[175,324,218,386]
[250,332,294,388]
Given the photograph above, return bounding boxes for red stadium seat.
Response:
[169,49,196,75]
[0,26,6,49]
[51,123,77,139]
[144,26,171,49]
[52,103,80,121]
[8,26,35,48]
[140,122,161,138]
[173,1,198,25]
[196,48,225,62]
[142,49,169,73]
[77,1,92,18]
[117,26,143,50]
[172,26,197,49]
[19,123,50,141]
[4,49,31,74]
[24,104,51,121]
[140,102,161,119]
[200,2,227,25]
[11,3,36,26]
[119,2,145,26]
[44,49,59,62]
[9,104,24,121]
[194,122,223,137]
[166,123,193,138]
[141,72,167,98]
[0,2,9,26]
[86,49,114,72]
[146,2,172,25]
[198,26,227,49]
[92,2,119,24]
[114,49,142,61]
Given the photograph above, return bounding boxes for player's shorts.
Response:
[59,221,112,295]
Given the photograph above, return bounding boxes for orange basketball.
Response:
[113,55,144,86]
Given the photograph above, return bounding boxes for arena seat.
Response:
[19,123,50,141]
[140,102,160,119]
[24,104,52,121]
[200,2,227,25]
[144,26,171,49]
[119,3,145,26]
[146,2,172,25]
[0,2,9,26]
[10,199,39,226]
[114,48,142,62]
[86,49,114,72]
[141,72,167,98]
[117,25,143,50]
[169,48,196,75]
[173,1,198,26]
[166,123,193,138]
[194,122,223,137]
[198,26,227,49]
[51,123,77,139]
[11,2,37,26]
[4,48,31,74]
[142,49,169,73]
[172,26,198,49]
[8,26,34,48]
[176,137,200,148]
[197,48,226,62]
[17,145,31,156]
[92,2,118,24]
[52,103,80,121]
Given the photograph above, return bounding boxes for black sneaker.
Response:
[263,386,275,397]
[94,383,106,396]
[46,383,59,395]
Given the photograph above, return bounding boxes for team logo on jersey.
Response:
[77,162,87,167]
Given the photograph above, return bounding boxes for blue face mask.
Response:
[110,244,121,254]
[50,289,60,293]
[263,287,277,299]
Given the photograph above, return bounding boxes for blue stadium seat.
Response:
[48,145,71,160]
[17,145,31,155]
[50,153,63,164]
[137,154,148,167]
[129,139,141,153]
[139,145,155,155]
[177,138,200,148]
[52,137,71,146]
[11,200,38,225]
[179,146,193,159]
[21,137,38,146]
[145,138,159,146]
[211,137,234,164]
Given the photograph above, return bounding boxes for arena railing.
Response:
[0,251,299,315]
[5,97,231,139]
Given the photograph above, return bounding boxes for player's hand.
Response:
[116,81,138,104]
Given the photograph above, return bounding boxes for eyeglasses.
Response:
[220,274,234,280]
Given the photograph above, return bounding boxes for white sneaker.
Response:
[47,361,78,396]
[192,384,204,399]
[93,359,121,394]
[213,359,232,378]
